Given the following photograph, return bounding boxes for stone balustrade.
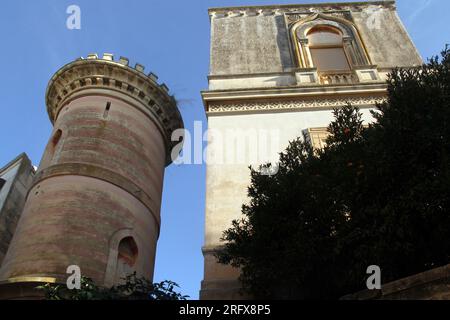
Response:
[319,71,358,85]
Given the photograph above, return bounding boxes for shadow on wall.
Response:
[275,15,295,73]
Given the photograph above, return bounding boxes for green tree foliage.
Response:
[38,273,188,300]
[216,48,450,299]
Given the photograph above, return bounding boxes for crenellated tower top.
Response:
[45,53,183,165]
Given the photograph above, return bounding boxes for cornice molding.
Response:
[208,1,396,19]
[203,83,387,102]
[45,53,184,164]
[207,95,386,115]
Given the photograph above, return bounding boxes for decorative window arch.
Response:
[290,13,371,70]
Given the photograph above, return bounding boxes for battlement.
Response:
[80,53,163,87]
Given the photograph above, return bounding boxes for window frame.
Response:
[306,25,352,72]
[289,13,372,70]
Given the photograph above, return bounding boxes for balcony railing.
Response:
[319,71,358,85]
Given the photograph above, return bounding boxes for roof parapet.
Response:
[208,1,396,19]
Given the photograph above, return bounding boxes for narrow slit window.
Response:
[103,101,111,118]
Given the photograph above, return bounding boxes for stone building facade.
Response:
[0,54,183,299]
[0,154,35,267]
[201,1,422,300]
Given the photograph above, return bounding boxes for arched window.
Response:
[115,236,138,283]
[39,129,63,169]
[307,26,350,72]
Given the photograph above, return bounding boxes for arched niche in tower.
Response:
[115,236,139,284]
[290,13,371,70]
[104,228,141,287]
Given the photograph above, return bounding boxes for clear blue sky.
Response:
[0,0,448,299]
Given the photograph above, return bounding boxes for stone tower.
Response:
[201,1,422,299]
[0,53,183,298]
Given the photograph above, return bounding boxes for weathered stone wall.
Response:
[209,1,422,76]
[0,154,34,267]
[210,13,293,75]
[351,7,422,69]
[342,264,450,300]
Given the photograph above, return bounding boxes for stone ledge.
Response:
[342,264,450,300]
[0,275,65,300]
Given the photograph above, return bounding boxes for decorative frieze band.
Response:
[209,1,396,19]
[286,11,353,25]
[207,96,387,114]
